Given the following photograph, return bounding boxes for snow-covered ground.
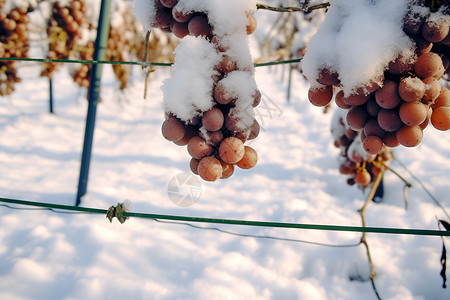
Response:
[1,4,450,300]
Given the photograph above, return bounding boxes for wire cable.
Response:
[0,197,449,237]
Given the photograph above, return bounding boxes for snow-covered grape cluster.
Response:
[331,109,393,189]
[0,1,34,96]
[303,0,449,156]
[134,0,261,181]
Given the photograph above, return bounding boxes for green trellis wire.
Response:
[0,56,302,68]
[0,197,449,237]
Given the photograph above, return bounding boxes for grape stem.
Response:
[256,3,330,13]
[357,165,385,299]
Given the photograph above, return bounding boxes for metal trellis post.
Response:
[49,77,53,114]
[75,0,111,206]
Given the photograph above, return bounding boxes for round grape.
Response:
[396,125,423,147]
[188,15,211,37]
[187,136,213,159]
[201,107,224,132]
[399,100,428,126]
[377,108,403,132]
[346,106,369,130]
[375,80,402,109]
[236,146,258,169]
[414,52,445,78]
[161,116,185,141]
[198,156,223,181]
[308,85,333,107]
[431,106,450,131]
[219,137,245,164]
[362,135,384,155]
[398,77,425,102]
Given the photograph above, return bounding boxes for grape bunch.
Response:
[41,0,88,79]
[146,0,261,181]
[331,109,393,189]
[0,3,34,96]
[307,0,449,155]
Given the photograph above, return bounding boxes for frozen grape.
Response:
[317,68,340,86]
[335,90,352,109]
[342,92,370,106]
[362,135,384,155]
[422,17,449,43]
[189,158,200,175]
[308,85,333,107]
[432,87,450,109]
[398,77,425,102]
[399,100,428,126]
[346,106,369,130]
[187,136,213,159]
[198,156,223,181]
[201,107,224,132]
[161,117,185,141]
[414,52,445,78]
[236,146,258,169]
[354,169,371,185]
[422,76,441,102]
[220,161,235,179]
[363,119,385,138]
[219,137,245,164]
[375,80,402,109]
[431,106,450,131]
[396,125,423,147]
[377,108,403,132]
[383,132,400,148]
[172,21,189,38]
[188,15,211,37]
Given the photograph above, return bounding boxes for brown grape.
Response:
[396,125,423,147]
[422,76,442,102]
[161,117,186,141]
[188,15,211,37]
[414,52,445,78]
[377,108,403,132]
[317,68,340,86]
[346,106,369,130]
[375,80,402,109]
[366,96,382,117]
[432,87,450,109]
[363,119,385,138]
[362,135,384,155]
[335,90,352,109]
[187,136,213,159]
[198,156,223,182]
[220,161,234,179]
[189,158,200,175]
[383,132,400,148]
[308,85,333,107]
[398,77,425,102]
[172,21,189,38]
[342,92,370,106]
[354,169,371,185]
[219,137,245,164]
[399,100,428,126]
[201,107,224,131]
[236,146,258,169]
[214,81,234,105]
[431,106,450,131]
[422,17,449,43]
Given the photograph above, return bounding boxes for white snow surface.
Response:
[0,3,450,300]
[301,0,415,95]
[162,36,221,121]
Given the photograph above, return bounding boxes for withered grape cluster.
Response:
[308,1,450,155]
[41,0,88,79]
[0,3,34,96]
[153,0,261,181]
[332,110,393,189]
